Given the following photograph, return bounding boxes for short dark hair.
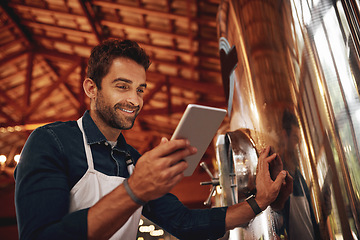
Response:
[86,39,151,89]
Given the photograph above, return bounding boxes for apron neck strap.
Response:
[77,117,135,175]
[77,117,95,170]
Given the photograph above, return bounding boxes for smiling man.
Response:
[14,39,291,240]
[88,58,146,138]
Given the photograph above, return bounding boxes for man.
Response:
[15,39,290,239]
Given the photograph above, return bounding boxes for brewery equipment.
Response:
[214,0,360,239]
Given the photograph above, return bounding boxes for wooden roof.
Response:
[0,0,227,208]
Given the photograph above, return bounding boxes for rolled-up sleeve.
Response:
[142,193,227,240]
[14,127,88,240]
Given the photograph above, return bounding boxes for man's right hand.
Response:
[254,146,288,210]
[127,138,197,203]
[225,146,288,230]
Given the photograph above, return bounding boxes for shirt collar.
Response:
[81,110,130,153]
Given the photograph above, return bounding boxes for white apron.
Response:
[69,117,142,239]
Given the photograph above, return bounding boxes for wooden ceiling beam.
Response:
[38,56,81,109]
[147,72,224,96]
[32,34,220,69]
[140,100,226,116]
[33,33,194,60]
[8,2,87,20]
[0,69,26,86]
[136,118,175,133]
[140,104,188,115]
[92,1,190,22]
[34,34,192,63]
[0,22,15,32]
[0,50,28,67]
[93,0,217,27]
[166,76,172,114]
[38,57,60,77]
[141,42,219,62]
[146,45,206,63]
[23,60,81,119]
[0,88,20,119]
[101,20,190,42]
[0,2,34,48]
[35,47,82,62]
[79,58,87,116]
[143,79,167,103]
[25,21,95,39]
[0,108,16,125]
[77,0,103,43]
[24,51,34,108]
[8,2,217,42]
[151,58,221,77]
[140,100,226,118]
[59,84,81,109]
[0,38,27,53]
[12,3,217,47]
[102,20,218,47]
[186,0,196,81]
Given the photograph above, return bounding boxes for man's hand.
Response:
[267,150,293,211]
[270,170,293,211]
[268,147,283,181]
[127,138,197,202]
[254,146,288,210]
[225,146,289,230]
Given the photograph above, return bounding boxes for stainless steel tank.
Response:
[215,0,360,239]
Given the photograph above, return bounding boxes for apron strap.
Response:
[77,117,95,170]
[77,116,135,174]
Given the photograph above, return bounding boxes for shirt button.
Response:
[104,142,109,146]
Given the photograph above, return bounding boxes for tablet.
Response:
[171,104,227,176]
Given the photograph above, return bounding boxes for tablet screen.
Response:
[171,104,227,176]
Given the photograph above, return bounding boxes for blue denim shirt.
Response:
[14,111,227,240]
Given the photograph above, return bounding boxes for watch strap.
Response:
[246,195,262,215]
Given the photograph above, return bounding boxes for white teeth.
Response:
[121,108,134,113]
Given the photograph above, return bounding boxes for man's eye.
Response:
[137,88,144,93]
[117,85,128,89]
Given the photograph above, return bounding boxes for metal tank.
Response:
[214,0,360,239]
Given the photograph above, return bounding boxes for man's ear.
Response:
[83,78,97,99]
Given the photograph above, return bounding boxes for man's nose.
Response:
[126,90,141,106]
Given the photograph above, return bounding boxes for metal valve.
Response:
[200,162,220,206]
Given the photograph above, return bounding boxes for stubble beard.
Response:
[95,93,140,130]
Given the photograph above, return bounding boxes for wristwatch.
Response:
[246,195,262,215]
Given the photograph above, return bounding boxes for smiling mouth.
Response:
[115,103,140,115]
[120,108,135,113]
